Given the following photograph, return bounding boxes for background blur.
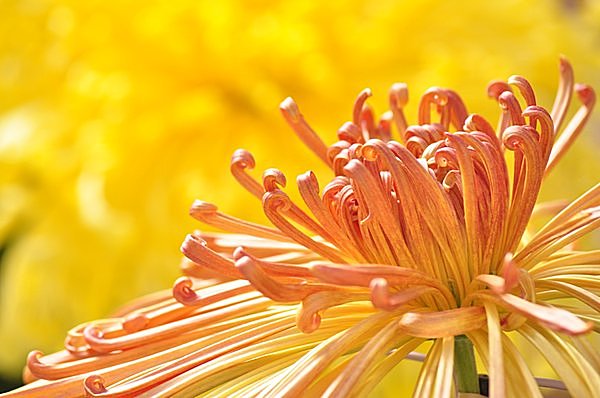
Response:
[0,0,599,394]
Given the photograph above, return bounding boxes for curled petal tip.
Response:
[234,254,253,271]
[83,325,104,343]
[369,277,392,310]
[180,233,205,257]
[189,200,217,216]
[361,139,385,161]
[232,246,248,261]
[558,55,571,71]
[497,90,515,110]
[122,313,149,333]
[262,189,292,212]
[231,149,256,169]
[487,80,512,99]
[84,374,108,394]
[353,89,373,126]
[341,158,363,175]
[434,146,458,169]
[379,109,393,124]
[356,88,372,101]
[296,170,318,188]
[507,74,521,84]
[423,86,448,106]
[280,97,300,122]
[337,121,362,143]
[502,125,537,152]
[262,168,287,191]
[26,350,44,370]
[390,82,409,105]
[297,310,321,334]
[441,170,461,190]
[172,276,196,305]
[575,84,596,107]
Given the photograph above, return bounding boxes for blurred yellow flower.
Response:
[0,0,599,390]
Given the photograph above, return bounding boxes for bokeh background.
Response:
[0,0,599,394]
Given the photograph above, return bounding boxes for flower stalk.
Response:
[454,335,480,394]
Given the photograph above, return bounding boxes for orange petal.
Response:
[398,306,486,338]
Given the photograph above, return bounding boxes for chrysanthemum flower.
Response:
[3,0,600,388]
[2,58,598,398]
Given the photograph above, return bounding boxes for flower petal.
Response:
[398,306,486,338]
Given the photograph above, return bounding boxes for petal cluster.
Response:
[2,59,599,398]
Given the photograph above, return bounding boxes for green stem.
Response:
[454,335,480,394]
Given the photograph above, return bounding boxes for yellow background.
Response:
[0,0,599,393]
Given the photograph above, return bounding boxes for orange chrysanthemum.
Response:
[2,58,599,398]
